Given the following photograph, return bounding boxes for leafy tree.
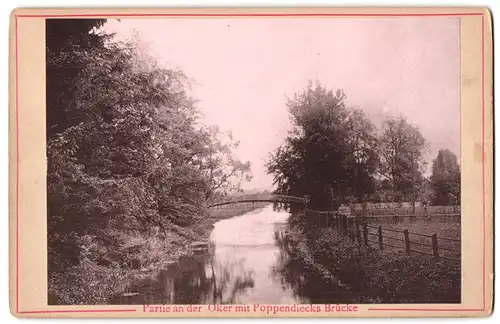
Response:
[47,36,204,269]
[417,177,435,206]
[430,149,460,205]
[46,19,108,136]
[343,108,379,202]
[266,82,378,212]
[196,126,252,200]
[46,20,252,276]
[378,116,428,209]
[369,178,394,203]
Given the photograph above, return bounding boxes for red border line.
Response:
[14,11,487,315]
[19,309,137,314]
[15,14,20,315]
[368,308,483,311]
[481,14,486,312]
[16,12,483,18]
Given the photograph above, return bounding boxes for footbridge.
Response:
[207,194,309,209]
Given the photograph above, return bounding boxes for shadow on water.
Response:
[109,206,347,305]
[109,246,255,305]
[271,227,358,304]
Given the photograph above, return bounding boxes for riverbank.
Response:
[48,203,271,305]
[282,223,461,303]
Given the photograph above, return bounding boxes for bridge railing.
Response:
[207,194,307,208]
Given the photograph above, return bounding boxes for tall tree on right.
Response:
[266,81,378,211]
[430,149,461,206]
[378,116,428,211]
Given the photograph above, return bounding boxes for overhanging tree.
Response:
[46,20,252,274]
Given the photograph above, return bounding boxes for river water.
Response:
[110,204,330,305]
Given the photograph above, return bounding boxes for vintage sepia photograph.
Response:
[46,16,462,306]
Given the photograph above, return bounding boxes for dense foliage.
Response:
[46,19,251,302]
[378,116,428,204]
[266,82,459,213]
[266,83,378,210]
[430,149,461,205]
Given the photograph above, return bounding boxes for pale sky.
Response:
[103,17,460,190]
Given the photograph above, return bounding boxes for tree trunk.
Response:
[330,185,335,210]
[336,182,343,209]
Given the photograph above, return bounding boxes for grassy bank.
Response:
[48,203,270,305]
[282,224,461,303]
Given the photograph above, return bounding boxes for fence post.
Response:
[363,222,368,246]
[431,233,439,258]
[355,221,361,244]
[403,229,410,256]
[378,225,383,250]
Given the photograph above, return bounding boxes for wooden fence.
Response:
[305,209,461,262]
[354,213,460,224]
[306,209,460,226]
[350,205,460,217]
[359,223,460,262]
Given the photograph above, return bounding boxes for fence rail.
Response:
[351,206,460,217]
[305,209,461,262]
[356,221,460,261]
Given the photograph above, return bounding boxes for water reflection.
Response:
[210,258,255,304]
[110,205,335,305]
[109,249,257,305]
[271,230,353,304]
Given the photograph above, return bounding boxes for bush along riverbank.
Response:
[280,222,461,304]
[49,221,209,304]
[48,203,270,305]
[46,20,257,305]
